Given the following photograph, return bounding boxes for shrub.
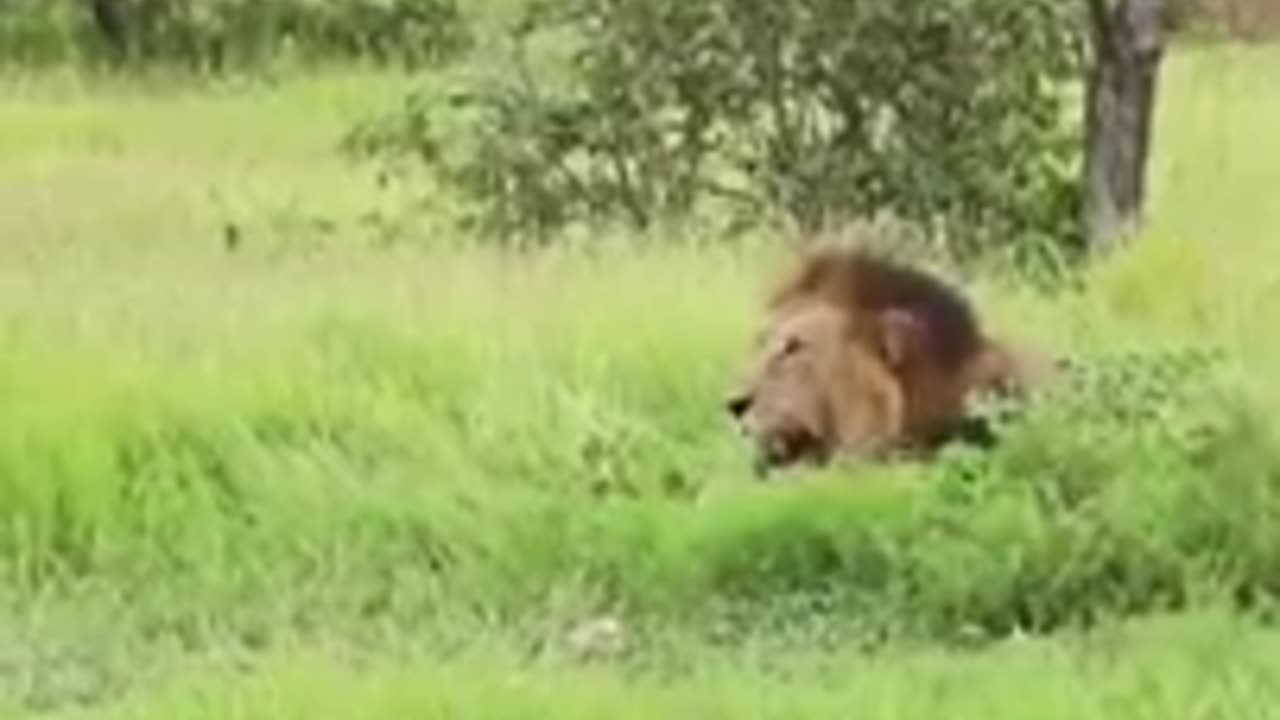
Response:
[349,0,1084,259]
[0,0,471,70]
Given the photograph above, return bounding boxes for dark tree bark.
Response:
[86,0,130,61]
[1082,0,1167,255]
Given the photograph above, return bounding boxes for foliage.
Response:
[349,0,1084,257]
[0,261,1273,649]
[1169,0,1280,41]
[3,42,1280,713]
[0,0,471,70]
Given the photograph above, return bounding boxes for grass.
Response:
[0,41,1278,718]
[35,610,1280,720]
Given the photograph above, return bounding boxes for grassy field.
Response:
[31,610,1280,720]
[1,42,1280,717]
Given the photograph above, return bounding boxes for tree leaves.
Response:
[357,0,1085,258]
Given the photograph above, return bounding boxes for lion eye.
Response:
[781,336,804,356]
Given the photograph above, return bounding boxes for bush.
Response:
[0,1,82,66]
[0,0,471,70]
[349,0,1084,259]
[1168,0,1280,41]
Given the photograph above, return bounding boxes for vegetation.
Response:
[0,40,1276,715]
[32,610,1280,720]
[1170,0,1280,40]
[0,0,1279,717]
[0,0,469,69]
[348,0,1084,259]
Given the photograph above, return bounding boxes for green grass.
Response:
[25,609,1280,719]
[1,43,1279,718]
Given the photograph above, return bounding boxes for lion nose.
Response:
[724,393,752,419]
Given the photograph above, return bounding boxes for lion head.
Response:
[725,298,906,472]
[725,245,1048,475]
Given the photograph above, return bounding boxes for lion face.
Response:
[725,300,905,475]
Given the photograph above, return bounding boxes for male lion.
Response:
[724,245,1057,475]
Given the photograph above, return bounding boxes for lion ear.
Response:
[875,309,923,369]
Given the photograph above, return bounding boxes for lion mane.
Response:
[726,244,1055,474]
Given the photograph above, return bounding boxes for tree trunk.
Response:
[86,0,130,62]
[1082,0,1166,255]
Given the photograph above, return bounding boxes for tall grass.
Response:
[0,42,1279,716]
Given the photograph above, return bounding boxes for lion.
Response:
[724,244,1059,475]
